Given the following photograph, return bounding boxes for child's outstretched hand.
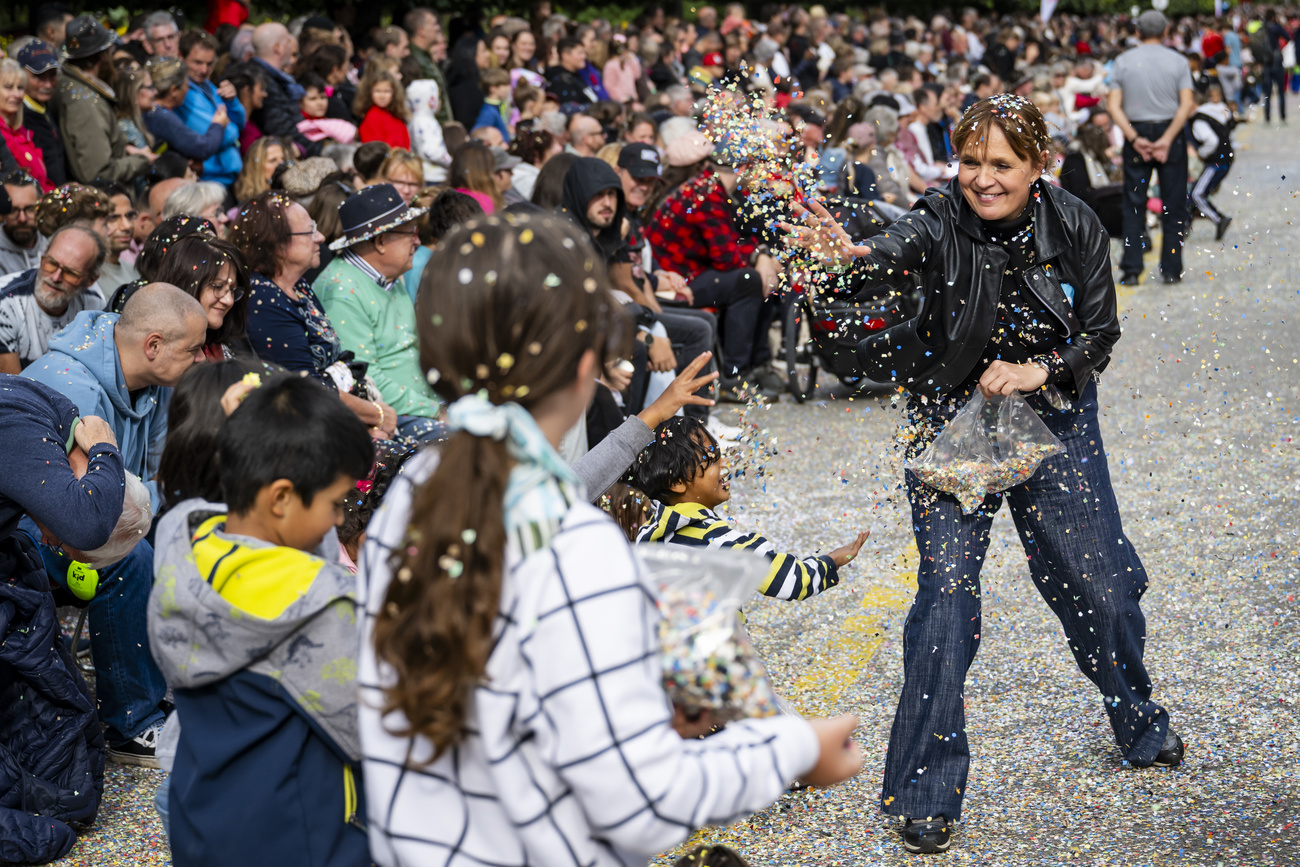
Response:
[828,531,870,567]
[800,714,864,788]
[671,704,717,739]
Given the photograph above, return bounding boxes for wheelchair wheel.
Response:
[784,299,818,403]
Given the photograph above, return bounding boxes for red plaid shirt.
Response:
[645,168,757,282]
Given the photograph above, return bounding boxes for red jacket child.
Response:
[358,106,410,150]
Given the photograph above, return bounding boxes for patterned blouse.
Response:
[245,272,342,387]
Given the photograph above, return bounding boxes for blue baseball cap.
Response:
[16,41,60,76]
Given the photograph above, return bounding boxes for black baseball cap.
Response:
[618,143,662,179]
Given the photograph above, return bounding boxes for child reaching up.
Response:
[632,416,869,601]
[148,375,375,867]
[357,213,863,866]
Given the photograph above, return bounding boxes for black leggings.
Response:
[689,268,768,377]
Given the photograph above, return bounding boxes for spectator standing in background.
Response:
[140,12,180,59]
[17,42,66,189]
[1108,10,1196,285]
[406,8,454,126]
[177,29,246,188]
[0,171,47,275]
[54,16,154,186]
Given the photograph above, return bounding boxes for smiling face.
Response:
[26,68,57,104]
[198,260,237,330]
[957,123,1042,223]
[671,433,730,508]
[513,31,535,63]
[491,34,511,66]
[262,142,285,181]
[301,86,329,118]
[185,44,216,84]
[0,72,24,120]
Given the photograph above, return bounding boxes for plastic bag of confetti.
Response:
[640,546,781,724]
[907,391,1064,514]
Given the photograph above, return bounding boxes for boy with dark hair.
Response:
[632,416,868,601]
[147,375,374,867]
[352,140,391,186]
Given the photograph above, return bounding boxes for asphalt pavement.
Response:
[56,113,1299,867]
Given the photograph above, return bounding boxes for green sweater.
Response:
[312,255,438,419]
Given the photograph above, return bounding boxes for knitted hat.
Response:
[281,157,338,197]
[664,131,713,167]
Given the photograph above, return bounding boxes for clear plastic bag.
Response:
[640,546,781,723]
[906,391,1065,514]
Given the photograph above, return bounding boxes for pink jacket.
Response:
[296,116,358,143]
[602,55,642,104]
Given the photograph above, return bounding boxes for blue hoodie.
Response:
[176,79,246,187]
[23,310,170,511]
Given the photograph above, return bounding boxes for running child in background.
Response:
[632,416,869,601]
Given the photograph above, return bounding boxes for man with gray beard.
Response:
[0,225,106,374]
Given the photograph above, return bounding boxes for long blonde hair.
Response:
[234,137,284,203]
[114,66,156,147]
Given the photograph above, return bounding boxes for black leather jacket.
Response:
[853,179,1121,399]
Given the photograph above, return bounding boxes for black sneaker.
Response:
[1161,274,1182,285]
[902,816,952,854]
[1215,217,1232,242]
[747,365,786,394]
[107,722,162,769]
[1118,271,1142,286]
[1151,730,1185,768]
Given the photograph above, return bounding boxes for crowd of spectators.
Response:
[0,1,1293,863]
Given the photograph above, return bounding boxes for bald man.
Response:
[20,281,204,767]
[250,22,319,154]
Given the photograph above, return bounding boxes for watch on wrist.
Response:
[640,331,655,348]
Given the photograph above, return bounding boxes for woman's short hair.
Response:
[161,180,226,222]
[147,57,189,95]
[36,184,111,237]
[380,148,424,184]
[951,94,1052,168]
[229,191,296,277]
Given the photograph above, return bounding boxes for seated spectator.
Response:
[0,225,106,373]
[22,283,208,767]
[232,136,284,203]
[314,185,442,441]
[567,112,607,157]
[108,213,219,312]
[401,188,483,303]
[353,140,391,186]
[230,190,397,438]
[36,182,111,244]
[148,374,372,867]
[54,16,154,186]
[224,61,268,154]
[448,140,502,212]
[547,36,599,111]
[529,150,576,209]
[144,58,231,173]
[95,182,142,294]
[473,67,513,143]
[905,84,956,189]
[406,80,451,184]
[1059,121,1123,237]
[161,180,230,238]
[0,169,46,275]
[249,22,322,157]
[296,72,357,145]
[1,59,52,192]
[176,29,246,187]
[17,42,66,188]
[0,377,128,864]
[113,66,158,178]
[378,149,425,205]
[115,233,251,360]
[507,126,558,201]
[355,68,411,149]
[645,134,783,400]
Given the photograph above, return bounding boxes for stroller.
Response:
[782,197,921,402]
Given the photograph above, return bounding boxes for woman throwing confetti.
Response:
[784,94,1184,855]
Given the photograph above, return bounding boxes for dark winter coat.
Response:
[851,179,1120,399]
[0,533,106,864]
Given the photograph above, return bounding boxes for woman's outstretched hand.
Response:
[779,199,876,268]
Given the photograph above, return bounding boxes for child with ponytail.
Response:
[357,213,864,866]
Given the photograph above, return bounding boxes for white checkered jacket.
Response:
[357,451,820,866]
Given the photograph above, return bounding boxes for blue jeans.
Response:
[396,414,446,443]
[19,517,167,743]
[880,382,1171,821]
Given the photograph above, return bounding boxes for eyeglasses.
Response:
[39,255,89,285]
[289,220,319,236]
[204,279,245,303]
[6,205,38,218]
[140,83,158,92]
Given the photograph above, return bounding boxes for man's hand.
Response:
[216,79,237,100]
[978,360,1048,397]
[602,359,634,392]
[654,269,692,303]
[647,335,677,372]
[637,351,718,429]
[1149,138,1172,163]
[828,530,870,567]
[73,415,118,451]
[126,145,160,163]
[212,103,229,126]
